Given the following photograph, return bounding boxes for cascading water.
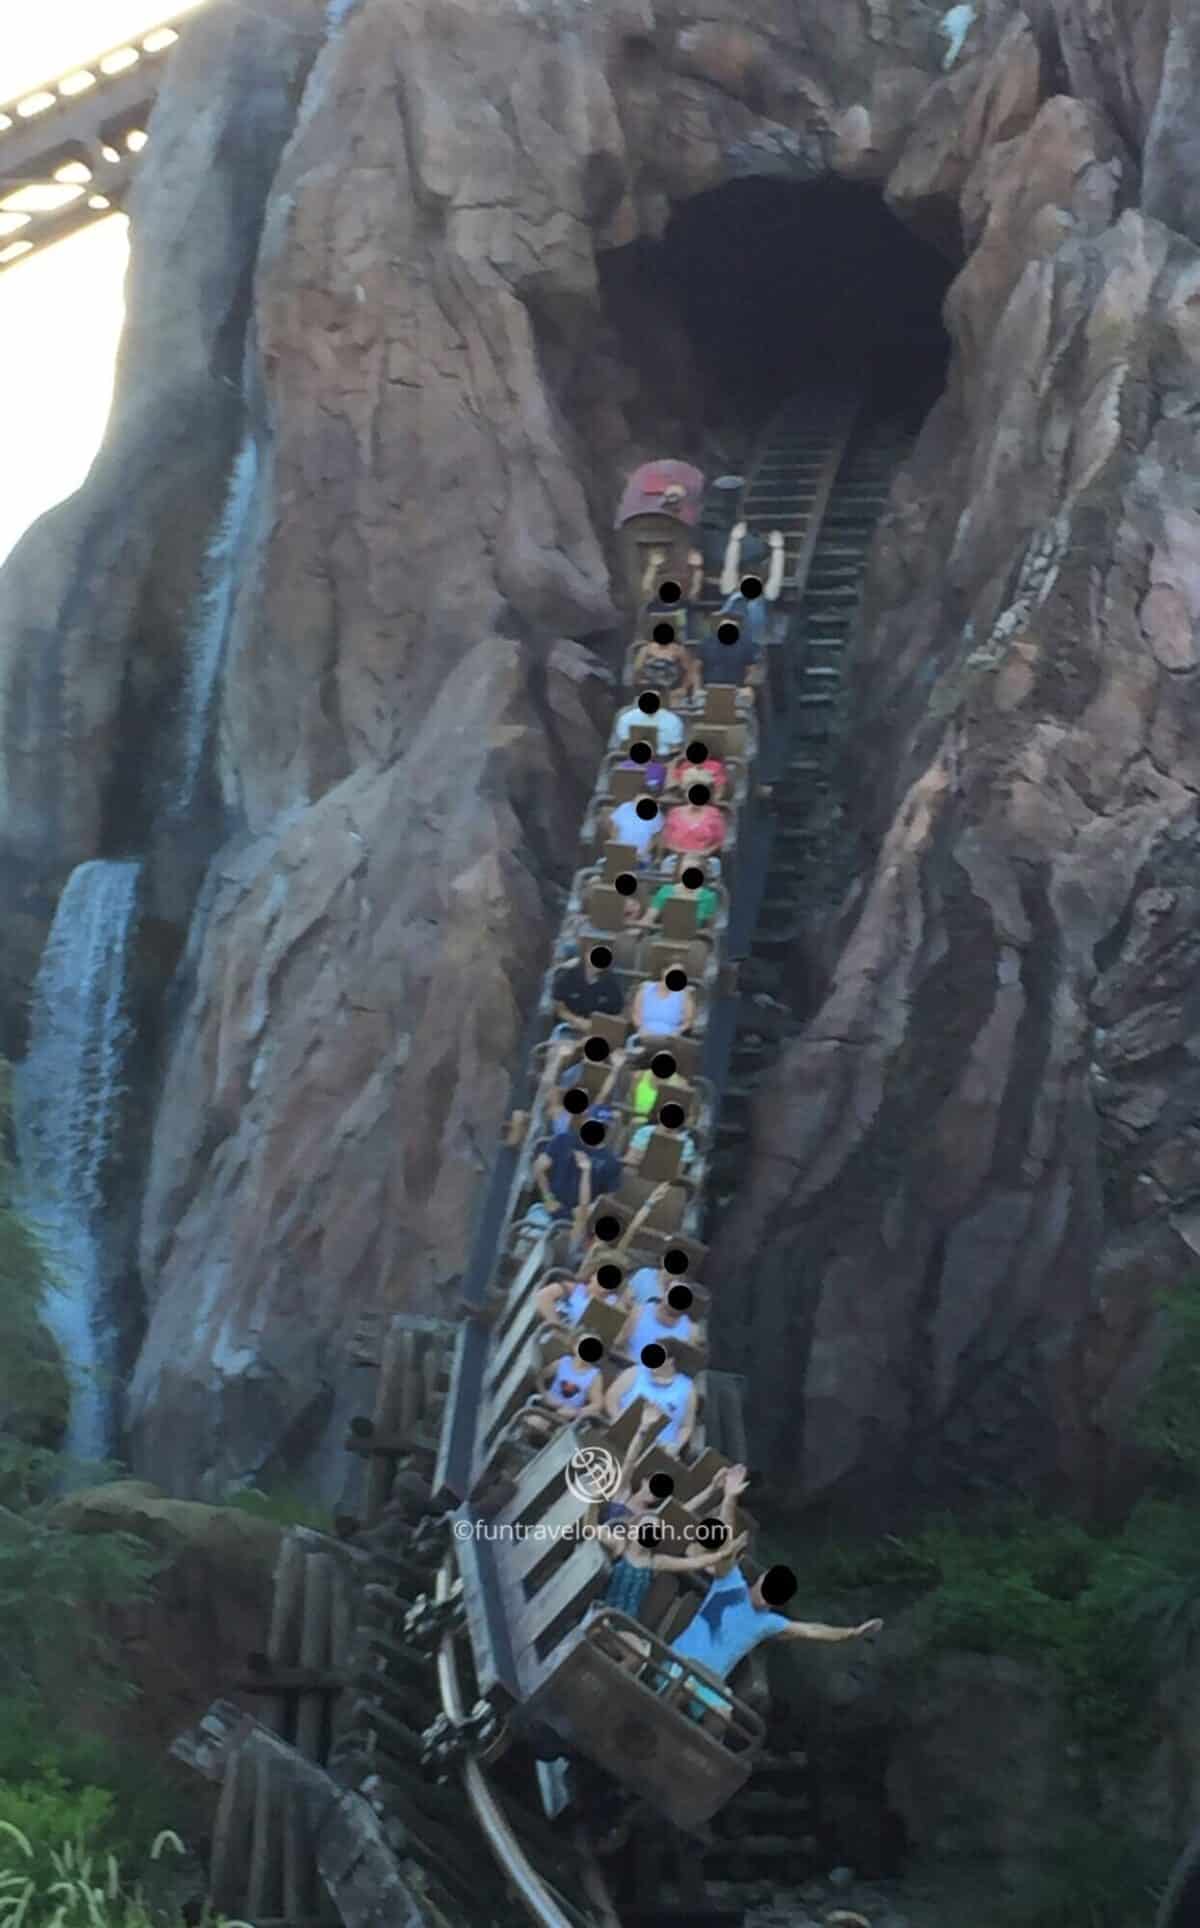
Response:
[14,859,142,1468]
[176,433,259,809]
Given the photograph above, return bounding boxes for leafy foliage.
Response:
[1135,1273,1200,1481]
[0,1070,158,1719]
[223,1486,332,1531]
[0,1062,68,1482]
[999,1819,1168,1928]
[0,1819,250,1928]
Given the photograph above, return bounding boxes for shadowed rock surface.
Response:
[3,0,1200,1508]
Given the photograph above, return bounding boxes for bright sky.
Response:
[0,3,203,565]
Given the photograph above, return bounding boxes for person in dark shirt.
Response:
[697,610,762,689]
[553,945,625,1034]
[530,1128,622,1223]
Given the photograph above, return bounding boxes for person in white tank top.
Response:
[621,1297,696,1355]
[605,1342,697,1454]
[631,970,695,1039]
[518,1337,607,1443]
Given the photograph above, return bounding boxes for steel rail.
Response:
[435,1560,594,1928]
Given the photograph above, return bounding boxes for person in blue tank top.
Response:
[651,1561,883,1719]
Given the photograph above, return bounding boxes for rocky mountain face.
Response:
[2,0,1199,1508]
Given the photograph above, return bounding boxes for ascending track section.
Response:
[0,11,189,269]
[711,414,911,1201]
[343,389,910,1928]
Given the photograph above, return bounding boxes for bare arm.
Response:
[605,1366,636,1423]
[534,1282,566,1325]
[613,1411,658,1494]
[676,1384,698,1452]
[614,1308,639,1355]
[616,1182,670,1260]
[779,1617,883,1644]
[571,1157,592,1250]
[720,523,745,596]
[648,1533,748,1576]
[683,1474,724,1517]
[717,1466,747,1536]
[687,548,704,602]
[764,531,786,601]
[596,1058,621,1105]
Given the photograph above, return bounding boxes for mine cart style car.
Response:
[615,459,705,612]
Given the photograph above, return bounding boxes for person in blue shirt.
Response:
[653,1563,882,1718]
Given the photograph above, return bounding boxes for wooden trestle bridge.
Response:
[0,7,196,270]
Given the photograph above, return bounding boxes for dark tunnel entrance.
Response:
[601,174,956,458]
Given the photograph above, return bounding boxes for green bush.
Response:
[1001,1818,1169,1928]
[0,1775,114,1878]
[0,1706,199,1878]
[0,1820,250,1927]
[223,1486,332,1532]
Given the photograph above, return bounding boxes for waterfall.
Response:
[14,860,143,1468]
[176,434,259,809]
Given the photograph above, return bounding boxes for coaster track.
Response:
[193,392,909,1928]
[416,389,907,1924]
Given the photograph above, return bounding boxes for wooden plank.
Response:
[343,1430,437,1460]
[282,1792,314,1924]
[208,1748,254,1913]
[419,1328,443,1429]
[169,1698,252,1783]
[296,1555,334,1762]
[330,1561,354,1673]
[264,1536,307,1739]
[287,1551,335,1920]
[396,1327,419,1445]
[233,1725,434,1928]
[246,1750,281,1921]
[235,1668,344,1695]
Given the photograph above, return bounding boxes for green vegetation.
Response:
[0,1068,192,1911]
[1006,1819,1168,1928]
[0,1820,249,1927]
[786,1495,1198,1782]
[764,1280,1200,1924]
[0,1077,159,1723]
[223,1485,333,1532]
[780,1278,1200,1782]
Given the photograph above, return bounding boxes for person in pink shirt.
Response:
[663,792,727,859]
[667,752,728,798]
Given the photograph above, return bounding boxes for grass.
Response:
[0,1822,250,1928]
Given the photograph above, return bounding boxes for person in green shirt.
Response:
[639,855,720,932]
